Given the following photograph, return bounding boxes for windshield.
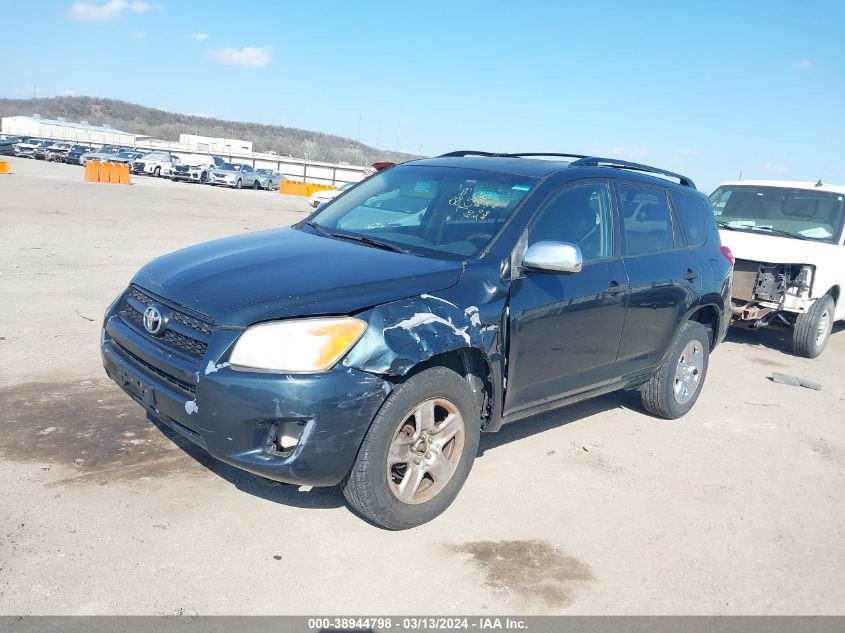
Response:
[306,165,537,259]
[256,169,273,175]
[709,185,845,243]
[219,163,241,171]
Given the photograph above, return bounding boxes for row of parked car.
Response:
[2,136,283,190]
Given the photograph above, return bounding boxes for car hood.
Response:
[132,228,465,327]
[719,228,838,265]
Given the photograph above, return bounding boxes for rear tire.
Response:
[640,321,710,420]
[793,295,834,358]
[343,366,481,530]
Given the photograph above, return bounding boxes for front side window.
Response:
[308,165,537,259]
[709,185,845,242]
[619,183,674,255]
[528,181,613,262]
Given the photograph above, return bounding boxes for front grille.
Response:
[133,162,145,171]
[123,305,209,357]
[122,286,213,359]
[114,341,197,395]
[174,165,189,173]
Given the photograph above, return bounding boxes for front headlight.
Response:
[229,317,367,372]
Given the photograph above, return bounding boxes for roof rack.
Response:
[499,152,587,160]
[570,156,696,189]
[438,150,499,158]
[438,150,586,161]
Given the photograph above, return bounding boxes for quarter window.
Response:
[619,183,674,255]
[671,190,709,246]
[528,182,613,262]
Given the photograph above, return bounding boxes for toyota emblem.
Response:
[143,305,164,335]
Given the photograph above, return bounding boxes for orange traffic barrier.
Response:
[84,160,131,185]
[0,160,9,174]
[117,162,130,184]
[279,180,335,197]
[96,161,109,183]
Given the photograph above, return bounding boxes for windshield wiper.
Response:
[747,226,813,240]
[329,231,409,254]
[716,221,812,240]
[303,220,331,237]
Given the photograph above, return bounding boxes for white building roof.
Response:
[6,115,134,136]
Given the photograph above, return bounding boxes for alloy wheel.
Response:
[673,340,703,404]
[386,398,465,505]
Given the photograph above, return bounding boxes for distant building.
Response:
[179,134,252,153]
[0,115,145,145]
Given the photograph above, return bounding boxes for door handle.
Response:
[604,280,626,294]
[683,269,698,282]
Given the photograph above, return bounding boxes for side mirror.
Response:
[522,241,583,273]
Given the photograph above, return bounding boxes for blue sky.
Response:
[1,0,843,191]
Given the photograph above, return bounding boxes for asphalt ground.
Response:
[1,156,843,614]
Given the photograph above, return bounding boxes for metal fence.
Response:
[134,140,370,186]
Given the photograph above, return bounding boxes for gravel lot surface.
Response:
[1,157,843,614]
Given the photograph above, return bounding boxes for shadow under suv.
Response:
[101,152,733,529]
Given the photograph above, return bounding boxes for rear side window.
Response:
[672,190,709,246]
[618,183,674,255]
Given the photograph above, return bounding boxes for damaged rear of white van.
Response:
[711,180,845,357]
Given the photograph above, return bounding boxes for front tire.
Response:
[640,321,710,419]
[153,166,160,177]
[343,366,481,530]
[236,179,242,189]
[793,294,834,358]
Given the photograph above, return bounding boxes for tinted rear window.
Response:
[671,190,709,246]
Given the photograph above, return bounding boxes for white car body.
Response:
[713,179,845,356]
[308,182,354,208]
[133,152,180,177]
[170,157,223,183]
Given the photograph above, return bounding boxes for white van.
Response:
[710,179,845,357]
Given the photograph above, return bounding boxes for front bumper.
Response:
[171,171,205,182]
[101,309,391,486]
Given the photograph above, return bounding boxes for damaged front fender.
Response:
[342,293,502,377]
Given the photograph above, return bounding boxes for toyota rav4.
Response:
[102,152,732,529]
